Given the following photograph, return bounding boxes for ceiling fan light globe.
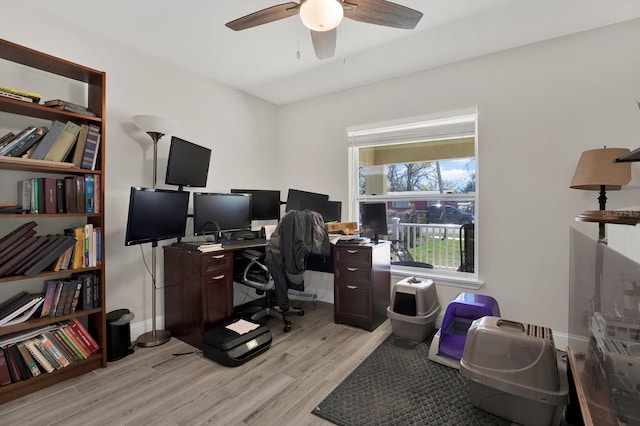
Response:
[300,0,344,32]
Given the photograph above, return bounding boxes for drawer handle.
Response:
[210,255,225,259]
[347,285,358,290]
[347,267,358,272]
[347,250,358,254]
[211,275,225,281]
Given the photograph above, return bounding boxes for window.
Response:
[347,109,478,281]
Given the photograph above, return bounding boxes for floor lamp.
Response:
[132,114,176,347]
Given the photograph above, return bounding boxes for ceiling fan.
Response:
[225,0,423,60]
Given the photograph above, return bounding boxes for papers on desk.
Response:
[198,243,223,252]
[226,319,260,335]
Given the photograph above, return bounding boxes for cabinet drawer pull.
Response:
[347,267,358,272]
[347,250,358,254]
[347,285,358,290]
[210,274,225,281]
[210,255,225,259]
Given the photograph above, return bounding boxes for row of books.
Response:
[0,120,100,170]
[0,222,98,279]
[0,319,100,386]
[13,174,100,215]
[0,272,100,330]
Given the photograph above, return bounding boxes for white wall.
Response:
[277,18,640,338]
[1,3,279,338]
[3,3,640,342]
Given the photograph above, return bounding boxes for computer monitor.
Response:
[360,202,388,244]
[125,187,190,246]
[193,192,252,237]
[230,189,281,220]
[285,188,329,212]
[299,199,342,223]
[165,136,211,188]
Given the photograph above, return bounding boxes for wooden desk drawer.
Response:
[335,264,371,284]
[201,252,231,274]
[334,246,371,265]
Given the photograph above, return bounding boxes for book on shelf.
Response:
[84,174,95,213]
[48,281,64,318]
[93,174,101,214]
[0,132,16,150]
[23,235,77,278]
[64,176,77,214]
[0,126,36,156]
[0,294,43,327]
[24,339,54,373]
[17,179,32,211]
[41,332,73,367]
[9,344,31,381]
[69,318,99,353]
[33,336,62,370]
[43,177,57,214]
[0,90,36,104]
[29,120,65,161]
[3,347,21,382]
[0,85,41,103]
[0,221,37,254]
[81,124,100,170]
[74,175,85,214]
[53,329,85,361]
[40,280,59,318]
[16,342,41,378]
[8,235,61,277]
[71,124,89,168]
[29,177,40,214]
[10,126,48,158]
[49,104,97,117]
[0,350,11,386]
[0,233,37,270]
[44,99,92,112]
[0,236,47,276]
[55,178,65,213]
[43,121,81,163]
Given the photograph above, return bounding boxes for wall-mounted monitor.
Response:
[230,189,281,220]
[165,136,211,188]
[285,188,329,212]
[300,199,342,223]
[360,202,388,244]
[125,187,190,246]
[193,192,252,236]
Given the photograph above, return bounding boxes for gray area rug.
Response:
[312,333,510,426]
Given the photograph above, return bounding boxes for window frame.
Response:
[347,108,483,289]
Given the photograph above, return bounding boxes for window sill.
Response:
[390,265,484,290]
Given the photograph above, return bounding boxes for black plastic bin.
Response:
[106,309,134,362]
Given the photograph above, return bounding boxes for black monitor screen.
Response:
[125,187,190,246]
[300,199,342,223]
[193,193,252,235]
[360,202,388,243]
[165,136,211,188]
[285,188,329,212]
[230,189,281,220]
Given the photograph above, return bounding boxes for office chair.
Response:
[234,249,296,332]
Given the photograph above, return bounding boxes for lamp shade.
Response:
[132,115,176,136]
[570,147,631,191]
[300,0,344,32]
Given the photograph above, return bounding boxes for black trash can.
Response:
[106,309,134,361]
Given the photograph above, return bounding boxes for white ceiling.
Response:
[22,0,640,105]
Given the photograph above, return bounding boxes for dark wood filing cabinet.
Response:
[333,241,391,331]
[163,246,234,349]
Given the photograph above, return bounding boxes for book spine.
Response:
[17,342,41,377]
[0,350,13,385]
[38,334,70,368]
[55,178,65,213]
[84,174,95,213]
[49,330,81,363]
[43,177,57,214]
[69,319,99,353]
[31,339,60,371]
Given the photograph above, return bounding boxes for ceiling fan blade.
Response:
[344,0,423,30]
[311,29,337,60]
[226,2,300,31]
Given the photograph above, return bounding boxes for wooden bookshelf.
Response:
[0,38,107,404]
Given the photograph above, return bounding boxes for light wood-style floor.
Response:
[0,301,392,425]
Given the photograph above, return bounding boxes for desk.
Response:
[163,240,266,349]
